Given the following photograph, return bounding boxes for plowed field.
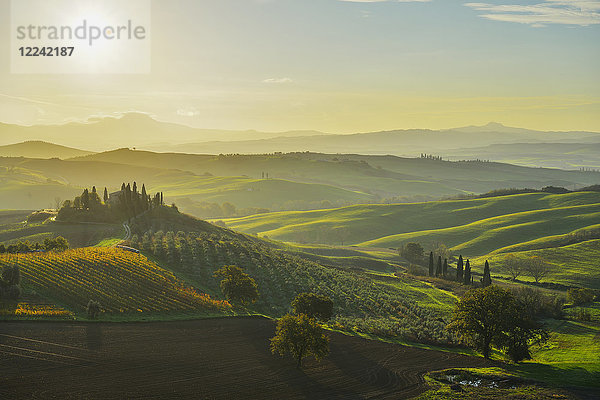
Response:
[0,317,490,399]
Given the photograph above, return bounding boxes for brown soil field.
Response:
[0,316,491,399]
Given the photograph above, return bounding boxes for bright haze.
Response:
[0,0,599,143]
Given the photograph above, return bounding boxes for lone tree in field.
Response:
[400,242,424,264]
[271,314,329,368]
[447,286,547,361]
[526,257,552,284]
[456,255,464,282]
[463,259,471,285]
[428,251,434,276]
[214,265,259,306]
[481,260,492,287]
[503,254,523,281]
[292,293,333,321]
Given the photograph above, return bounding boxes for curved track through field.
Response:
[0,317,491,399]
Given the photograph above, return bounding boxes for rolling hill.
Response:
[73,149,600,199]
[448,142,600,170]
[474,239,600,289]
[0,141,93,159]
[0,157,374,211]
[221,192,600,250]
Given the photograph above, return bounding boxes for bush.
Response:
[1,284,21,300]
[400,242,424,264]
[511,287,564,319]
[86,300,102,319]
[574,308,592,322]
[292,293,333,321]
[407,263,426,276]
[567,288,595,305]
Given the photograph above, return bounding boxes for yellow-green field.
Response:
[221,192,600,251]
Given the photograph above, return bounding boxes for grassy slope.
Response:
[149,175,374,208]
[0,157,374,210]
[0,216,124,248]
[75,150,600,195]
[1,205,597,394]
[221,192,600,248]
[362,203,600,255]
[474,239,600,289]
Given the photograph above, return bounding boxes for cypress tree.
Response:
[436,255,442,276]
[133,181,137,194]
[121,182,126,191]
[456,255,464,282]
[81,188,90,210]
[464,259,471,285]
[103,187,109,203]
[160,192,164,205]
[92,186,97,194]
[443,258,448,277]
[482,260,492,287]
[428,252,434,276]
[141,184,148,210]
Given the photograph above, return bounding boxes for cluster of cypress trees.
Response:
[429,252,492,287]
[58,182,164,222]
[428,252,449,277]
[457,256,491,286]
[114,182,164,218]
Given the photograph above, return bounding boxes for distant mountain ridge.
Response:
[149,124,600,156]
[1,114,599,155]
[0,113,330,151]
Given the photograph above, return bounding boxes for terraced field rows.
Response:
[0,248,230,314]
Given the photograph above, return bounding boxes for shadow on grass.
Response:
[547,319,599,336]
[505,362,600,389]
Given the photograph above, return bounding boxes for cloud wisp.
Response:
[465,0,600,27]
[339,0,431,3]
[262,77,294,84]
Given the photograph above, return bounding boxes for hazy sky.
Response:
[0,0,599,133]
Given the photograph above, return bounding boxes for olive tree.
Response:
[214,265,259,306]
[447,286,547,361]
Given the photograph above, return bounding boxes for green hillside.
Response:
[474,239,600,289]
[0,209,124,248]
[221,192,600,248]
[74,149,600,199]
[362,203,600,256]
[0,157,374,212]
[149,175,373,209]
[125,208,458,344]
